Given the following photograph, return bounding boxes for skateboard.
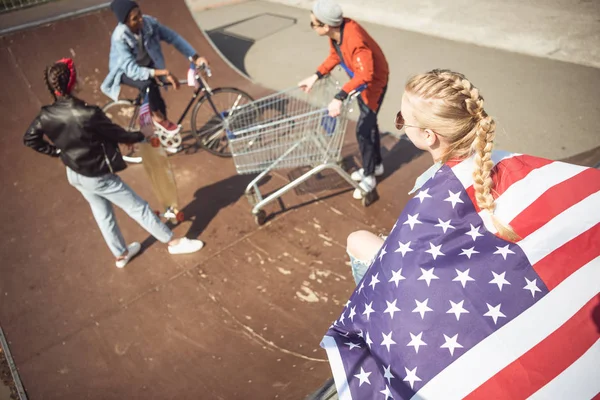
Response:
[138,100,184,223]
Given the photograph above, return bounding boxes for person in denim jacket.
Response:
[101,0,208,143]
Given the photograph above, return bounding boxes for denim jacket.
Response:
[101,15,197,101]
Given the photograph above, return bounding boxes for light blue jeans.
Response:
[66,167,173,257]
[347,235,387,285]
[348,252,373,285]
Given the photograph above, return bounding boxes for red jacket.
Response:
[316,18,389,112]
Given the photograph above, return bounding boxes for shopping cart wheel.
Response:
[361,189,379,207]
[176,211,185,223]
[254,210,267,226]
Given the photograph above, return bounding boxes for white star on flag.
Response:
[418,267,440,287]
[494,244,516,260]
[490,271,511,291]
[425,242,445,260]
[389,268,406,287]
[381,331,397,352]
[403,367,422,390]
[440,334,464,356]
[484,303,507,324]
[380,385,393,400]
[357,280,365,294]
[345,342,361,350]
[354,367,372,387]
[415,188,432,203]
[395,241,413,256]
[435,218,455,233]
[523,278,542,298]
[444,190,464,208]
[413,298,434,319]
[383,365,395,385]
[453,268,475,288]
[357,330,364,339]
[404,213,422,230]
[384,299,401,319]
[459,246,480,259]
[407,332,427,353]
[365,332,373,348]
[348,306,357,321]
[363,301,375,320]
[338,311,346,325]
[446,300,470,321]
[465,224,484,241]
[378,246,388,262]
[369,273,381,291]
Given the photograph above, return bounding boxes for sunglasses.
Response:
[395,111,425,130]
[310,21,325,28]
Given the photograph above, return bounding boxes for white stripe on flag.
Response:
[494,161,587,224]
[528,339,600,400]
[412,256,600,400]
[321,336,354,400]
[451,151,517,189]
[519,191,600,265]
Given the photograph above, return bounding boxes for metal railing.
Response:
[0,0,51,13]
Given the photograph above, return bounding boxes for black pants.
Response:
[356,86,387,176]
[120,75,167,117]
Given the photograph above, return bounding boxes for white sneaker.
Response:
[115,242,141,268]
[350,164,384,181]
[122,155,143,164]
[353,175,376,200]
[165,146,182,154]
[168,238,204,255]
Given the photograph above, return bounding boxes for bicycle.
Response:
[102,65,257,162]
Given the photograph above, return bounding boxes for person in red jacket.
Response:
[299,0,389,200]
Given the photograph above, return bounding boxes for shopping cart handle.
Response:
[347,83,367,99]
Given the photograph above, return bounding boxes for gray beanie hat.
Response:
[312,0,343,27]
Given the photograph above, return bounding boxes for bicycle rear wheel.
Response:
[191,87,256,157]
[102,99,143,163]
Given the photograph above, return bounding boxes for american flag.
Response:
[139,95,153,128]
[321,151,600,399]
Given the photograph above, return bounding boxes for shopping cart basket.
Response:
[227,76,378,225]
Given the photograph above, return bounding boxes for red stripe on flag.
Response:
[465,296,600,400]
[592,392,600,400]
[461,155,554,213]
[510,168,600,238]
[492,155,553,195]
[533,223,600,290]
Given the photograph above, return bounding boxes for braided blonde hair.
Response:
[405,69,519,242]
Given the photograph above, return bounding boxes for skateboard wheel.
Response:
[176,211,185,222]
[154,210,161,216]
[150,136,161,148]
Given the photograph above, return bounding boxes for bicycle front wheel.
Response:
[102,99,143,163]
[191,87,256,157]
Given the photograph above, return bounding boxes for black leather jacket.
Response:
[24,96,144,177]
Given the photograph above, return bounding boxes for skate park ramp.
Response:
[0,0,427,398]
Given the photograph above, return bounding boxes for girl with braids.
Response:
[24,59,204,268]
[321,69,599,398]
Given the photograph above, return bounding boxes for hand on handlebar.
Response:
[166,73,180,90]
[194,56,209,69]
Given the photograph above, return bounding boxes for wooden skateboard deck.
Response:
[138,101,183,223]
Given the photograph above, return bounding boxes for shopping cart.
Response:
[227,76,378,225]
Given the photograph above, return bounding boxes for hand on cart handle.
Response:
[298,74,319,93]
[328,98,343,117]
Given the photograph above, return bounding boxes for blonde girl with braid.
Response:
[347,69,517,284]
[324,70,599,398]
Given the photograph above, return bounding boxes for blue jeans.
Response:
[66,167,174,257]
[348,252,373,285]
